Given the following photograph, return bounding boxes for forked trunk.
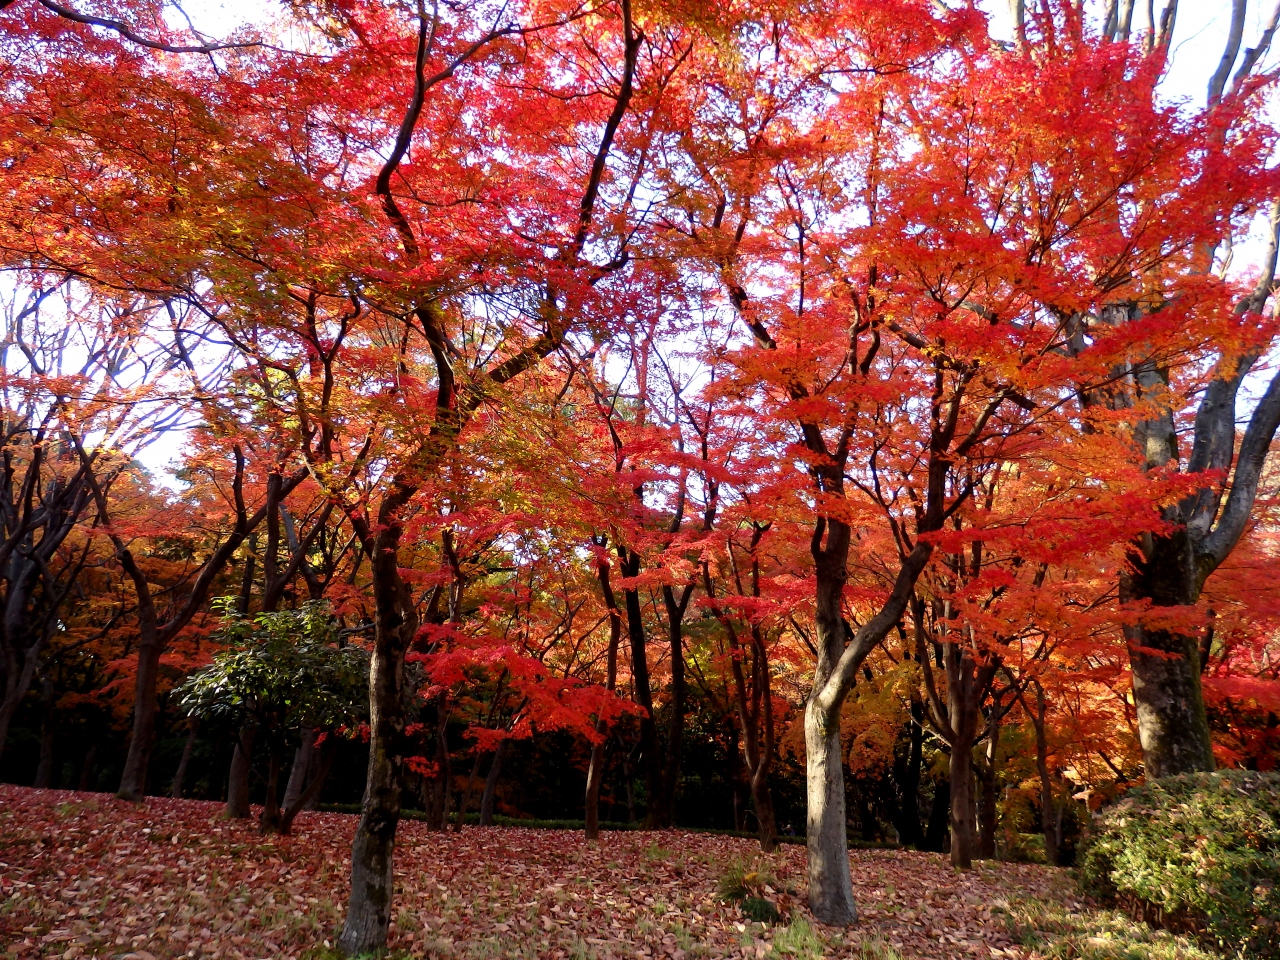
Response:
[282,727,316,813]
[1122,532,1214,778]
[279,744,335,835]
[804,696,857,925]
[618,547,658,825]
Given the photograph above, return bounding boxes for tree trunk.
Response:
[706,544,778,853]
[171,719,200,800]
[586,552,622,840]
[282,727,317,813]
[618,547,658,826]
[225,725,257,819]
[337,538,413,956]
[479,737,507,827]
[749,766,778,853]
[454,751,483,831]
[585,729,609,839]
[258,746,283,833]
[1122,532,1215,779]
[976,707,1001,860]
[655,584,693,829]
[33,672,55,788]
[976,765,997,859]
[1031,683,1059,867]
[279,743,335,835]
[948,741,976,869]
[894,696,924,847]
[804,695,857,925]
[806,515,858,925]
[0,634,45,765]
[923,778,950,852]
[77,743,97,792]
[117,632,162,801]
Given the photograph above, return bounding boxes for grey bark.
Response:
[225,725,257,819]
[479,737,508,827]
[282,727,317,813]
[171,718,199,799]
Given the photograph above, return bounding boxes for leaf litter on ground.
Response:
[2,785,1079,960]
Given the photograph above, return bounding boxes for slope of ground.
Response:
[0,785,1153,960]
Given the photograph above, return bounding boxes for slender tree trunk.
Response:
[454,751,483,831]
[259,747,283,833]
[426,699,451,830]
[226,725,257,819]
[77,743,97,792]
[33,672,55,788]
[618,547,658,825]
[171,719,200,800]
[976,699,1002,859]
[655,584,693,829]
[585,730,610,838]
[479,737,507,827]
[1031,683,1059,867]
[282,727,316,813]
[894,696,924,847]
[923,777,950,852]
[655,602,683,829]
[706,545,778,853]
[587,548,622,840]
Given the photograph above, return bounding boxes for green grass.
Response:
[995,897,1224,960]
[770,918,824,958]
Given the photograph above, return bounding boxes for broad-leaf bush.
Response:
[1079,770,1280,957]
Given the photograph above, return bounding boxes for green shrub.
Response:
[1079,770,1280,958]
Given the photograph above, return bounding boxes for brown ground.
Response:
[1,785,1070,959]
